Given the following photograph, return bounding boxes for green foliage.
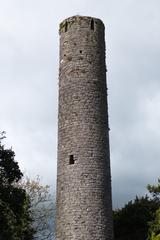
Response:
[147,179,160,240]
[0,200,17,240]
[114,195,159,240]
[114,178,160,240]
[150,234,160,240]
[0,148,22,185]
[148,179,160,203]
[0,132,35,240]
[148,209,160,240]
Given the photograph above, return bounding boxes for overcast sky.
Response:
[0,0,160,208]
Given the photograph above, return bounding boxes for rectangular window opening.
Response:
[65,22,68,32]
[69,155,75,165]
[91,19,94,30]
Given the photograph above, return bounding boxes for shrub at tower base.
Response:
[0,132,35,240]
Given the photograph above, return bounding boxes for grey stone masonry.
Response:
[55,15,113,240]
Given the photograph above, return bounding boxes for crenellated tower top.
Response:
[59,15,105,34]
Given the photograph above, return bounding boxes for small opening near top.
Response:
[69,155,75,165]
[65,22,68,32]
[91,19,94,30]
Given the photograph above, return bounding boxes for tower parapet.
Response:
[59,15,104,34]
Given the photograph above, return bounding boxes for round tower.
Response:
[56,16,113,240]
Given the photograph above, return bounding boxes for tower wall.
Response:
[56,16,113,240]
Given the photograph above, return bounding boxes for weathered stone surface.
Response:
[55,15,113,240]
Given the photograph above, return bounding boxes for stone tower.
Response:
[56,16,113,240]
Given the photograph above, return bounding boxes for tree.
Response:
[0,132,35,240]
[113,195,159,240]
[147,179,160,240]
[148,209,160,240]
[113,178,160,240]
[18,176,55,240]
[148,179,160,203]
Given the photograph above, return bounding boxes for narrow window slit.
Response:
[65,22,68,32]
[69,155,75,165]
[91,19,94,30]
